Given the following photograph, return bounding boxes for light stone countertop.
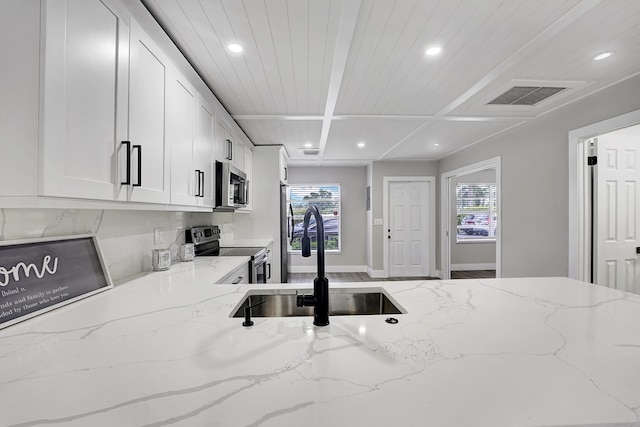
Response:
[218,238,273,248]
[2,263,640,426]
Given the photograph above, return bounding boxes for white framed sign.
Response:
[0,235,113,329]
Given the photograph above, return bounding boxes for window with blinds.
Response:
[456,183,497,242]
[287,184,341,252]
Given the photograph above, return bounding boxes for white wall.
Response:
[287,166,367,272]
[451,169,496,268]
[438,74,640,277]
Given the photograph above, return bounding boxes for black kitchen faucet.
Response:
[296,205,329,326]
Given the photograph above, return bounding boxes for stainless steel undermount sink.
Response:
[230,287,406,318]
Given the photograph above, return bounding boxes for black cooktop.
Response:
[187,226,266,260]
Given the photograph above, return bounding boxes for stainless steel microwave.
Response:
[215,161,248,210]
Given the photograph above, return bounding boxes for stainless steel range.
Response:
[186,226,269,284]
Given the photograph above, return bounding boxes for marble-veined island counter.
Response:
[2,258,640,427]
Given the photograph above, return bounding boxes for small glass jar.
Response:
[179,243,195,262]
[152,248,171,271]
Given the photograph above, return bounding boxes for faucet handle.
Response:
[296,291,316,307]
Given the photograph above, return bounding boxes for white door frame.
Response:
[568,108,640,281]
[440,157,501,280]
[383,176,436,278]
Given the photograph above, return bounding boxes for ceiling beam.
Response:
[318,0,362,162]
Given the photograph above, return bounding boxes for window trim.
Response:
[455,182,497,244]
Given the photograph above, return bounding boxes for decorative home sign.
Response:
[0,235,113,329]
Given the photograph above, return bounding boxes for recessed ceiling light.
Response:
[304,142,313,148]
[433,143,440,147]
[228,43,243,53]
[593,51,612,61]
[426,46,442,56]
[357,142,365,148]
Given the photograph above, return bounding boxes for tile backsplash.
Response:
[0,208,222,283]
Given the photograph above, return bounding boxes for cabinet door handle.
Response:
[231,276,244,284]
[121,141,131,185]
[133,144,142,187]
[267,263,271,280]
[195,169,202,197]
[200,171,205,197]
[226,139,233,160]
[284,166,287,180]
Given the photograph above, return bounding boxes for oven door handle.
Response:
[267,263,271,280]
[253,253,268,264]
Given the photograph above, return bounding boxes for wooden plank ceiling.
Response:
[143,0,640,165]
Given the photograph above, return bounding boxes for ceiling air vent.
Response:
[487,86,566,106]
[299,148,319,156]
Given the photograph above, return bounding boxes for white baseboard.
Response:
[366,267,386,278]
[364,267,440,279]
[451,263,496,271]
[289,265,367,274]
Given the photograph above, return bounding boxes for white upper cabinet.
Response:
[0,0,40,197]
[39,1,171,204]
[167,68,197,206]
[279,147,289,184]
[40,0,129,201]
[2,0,250,211]
[238,145,253,211]
[232,135,245,171]
[167,70,215,208]
[195,96,215,207]
[127,19,170,204]
[213,120,226,163]
[213,119,247,173]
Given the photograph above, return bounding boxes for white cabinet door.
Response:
[168,69,197,206]
[240,146,253,211]
[196,96,215,207]
[0,0,40,197]
[279,149,288,184]
[40,0,129,201]
[127,19,170,204]
[214,119,233,163]
[232,136,244,171]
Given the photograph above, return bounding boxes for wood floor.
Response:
[286,270,495,283]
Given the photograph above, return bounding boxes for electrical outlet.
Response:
[154,228,164,245]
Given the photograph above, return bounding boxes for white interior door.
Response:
[595,132,640,293]
[389,181,429,277]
